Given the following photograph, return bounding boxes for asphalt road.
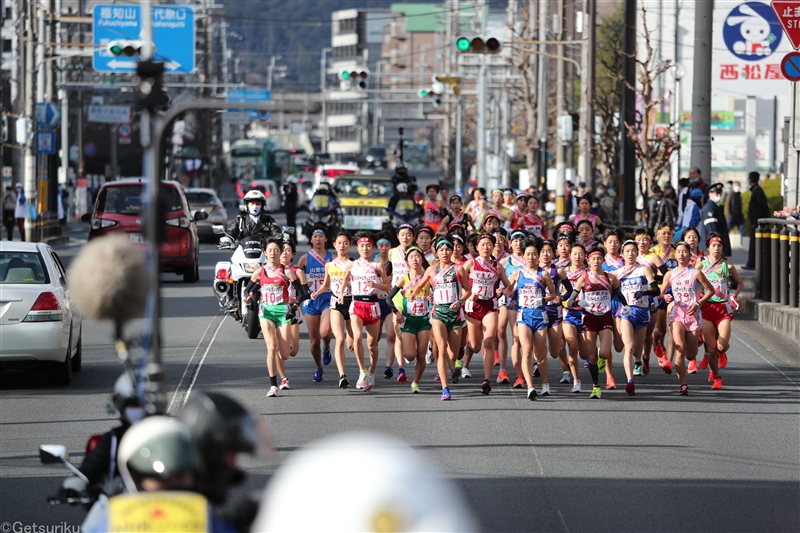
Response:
[1,212,799,533]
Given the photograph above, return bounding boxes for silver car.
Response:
[0,242,82,385]
[185,188,228,241]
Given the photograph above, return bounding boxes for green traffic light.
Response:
[341,71,351,79]
[420,89,429,98]
[110,45,123,56]
[456,37,470,52]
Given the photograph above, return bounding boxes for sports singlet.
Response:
[669,266,698,307]
[601,254,624,273]
[329,258,351,297]
[448,211,471,233]
[616,265,649,308]
[350,259,380,297]
[304,249,333,294]
[469,257,499,300]
[431,263,461,305]
[423,200,443,233]
[260,265,290,305]
[652,244,678,270]
[375,259,391,298]
[517,267,546,309]
[701,257,729,303]
[540,263,562,309]
[573,212,599,232]
[582,270,612,316]
[403,271,431,317]
[390,247,410,287]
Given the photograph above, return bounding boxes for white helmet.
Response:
[243,189,267,205]
[252,432,477,532]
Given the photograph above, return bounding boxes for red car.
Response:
[83,179,207,283]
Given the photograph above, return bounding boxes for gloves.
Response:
[284,303,298,321]
[620,305,632,317]
[566,290,579,308]
[632,290,645,301]
[59,476,87,503]
[730,295,739,310]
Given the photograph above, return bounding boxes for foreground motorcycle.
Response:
[212,226,265,339]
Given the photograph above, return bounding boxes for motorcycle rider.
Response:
[391,161,417,195]
[178,392,271,533]
[227,189,281,246]
[387,182,421,225]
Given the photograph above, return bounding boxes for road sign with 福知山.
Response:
[772,0,800,49]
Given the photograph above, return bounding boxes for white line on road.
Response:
[167,314,223,414]
[183,315,227,406]
[732,331,800,389]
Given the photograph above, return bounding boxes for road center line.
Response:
[166,313,221,414]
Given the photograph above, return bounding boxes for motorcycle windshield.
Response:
[240,237,263,259]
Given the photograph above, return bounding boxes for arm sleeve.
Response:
[560,277,573,296]
[387,285,401,312]
[613,287,628,307]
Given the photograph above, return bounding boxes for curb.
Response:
[744,299,800,344]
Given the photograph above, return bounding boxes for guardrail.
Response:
[755,218,800,308]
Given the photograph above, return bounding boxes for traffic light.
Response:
[338,70,369,91]
[419,88,442,107]
[107,39,152,57]
[135,61,169,109]
[455,36,502,54]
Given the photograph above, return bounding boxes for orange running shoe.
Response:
[605,375,616,390]
[688,360,698,374]
[653,344,666,360]
[513,376,525,389]
[708,369,714,382]
[657,355,668,368]
[494,350,500,366]
[662,360,673,375]
[698,353,709,370]
[711,376,723,390]
[496,369,510,384]
[718,351,728,368]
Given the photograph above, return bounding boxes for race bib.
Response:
[526,225,542,238]
[519,286,543,309]
[306,274,325,293]
[673,288,696,306]
[471,278,494,299]
[465,299,475,313]
[330,277,344,295]
[352,278,374,296]
[408,296,429,316]
[622,288,647,308]
[261,284,284,305]
[710,278,728,298]
[583,290,611,316]
[434,282,458,305]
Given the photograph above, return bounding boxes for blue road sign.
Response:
[228,88,272,120]
[35,131,56,155]
[92,5,195,74]
[35,102,61,128]
[781,52,800,82]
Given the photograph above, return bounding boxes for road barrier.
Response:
[755,218,800,308]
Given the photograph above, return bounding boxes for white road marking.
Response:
[167,314,222,414]
[183,315,227,406]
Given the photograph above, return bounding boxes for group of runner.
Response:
[246,186,743,401]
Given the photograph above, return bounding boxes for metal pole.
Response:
[536,0,549,188]
[690,0,713,183]
[760,222,772,301]
[755,223,763,299]
[455,96,463,193]
[579,0,596,191]
[555,0,566,223]
[771,224,780,303]
[23,0,37,242]
[477,59,487,189]
[780,225,789,305]
[110,126,117,180]
[320,48,330,153]
[790,227,799,308]
[620,0,637,222]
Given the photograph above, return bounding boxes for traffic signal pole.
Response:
[555,0,566,224]
[536,0,549,191]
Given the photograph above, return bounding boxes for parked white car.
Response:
[0,242,82,385]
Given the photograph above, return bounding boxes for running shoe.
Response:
[461,367,472,379]
[527,387,538,401]
[533,363,540,377]
[411,382,420,393]
[589,386,602,399]
[541,384,550,396]
[322,348,332,366]
[513,376,525,389]
[338,376,350,389]
[699,353,709,370]
[711,376,723,390]
[480,379,492,395]
[434,374,441,382]
[279,377,290,390]
[657,355,668,368]
[267,386,278,397]
[597,357,606,374]
[605,375,616,390]
[708,369,715,383]
[451,368,460,384]
[688,360,698,374]
[633,362,643,376]
[313,368,323,382]
[642,356,650,376]
[455,359,463,370]
[571,380,582,393]
[356,371,367,390]
[697,331,705,347]
[425,344,434,365]
[653,343,666,360]
[497,369,510,384]
[441,387,451,401]
[560,371,571,384]
[718,351,728,368]
[397,368,408,383]
[625,380,636,396]
[365,373,375,391]
[662,360,673,375]
[384,366,393,379]
[583,359,589,368]
[679,384,689,395]
[494,350,500,366]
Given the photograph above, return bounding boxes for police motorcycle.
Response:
[212,228,265,339]
[383,182,422,234]
[301,182,342,241]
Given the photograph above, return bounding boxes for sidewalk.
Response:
[1,219,86,246]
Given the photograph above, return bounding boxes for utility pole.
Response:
[23,0,37,242]
[620,0,637,223]
[320,48,330,152]
[690,0,713,181]
[455,96,463,192]
[555,0,566,223]
[536,0,549,188]
[502,0,516,188]
[476,0,487,189]
[578,0,596,190]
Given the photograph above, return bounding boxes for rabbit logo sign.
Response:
[723,2,784,60]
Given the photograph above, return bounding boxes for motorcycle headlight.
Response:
[243,263,260,274]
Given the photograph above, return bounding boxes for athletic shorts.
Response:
[431,303,465,329]
[583,311,613,332]
[563,309,583,333]
[378,298,392,320]
[611,295,622,317]
[516,307,548,332]
[545,305,563,327]
[350,299,381,325]
[302,291,332,316]
[330,295,352,321]
[669,304,702,332]
[400,314,432,335]
[702,301,734,326]
[618,306,650,330]
[259,302,289,327]
[465,298,497,322]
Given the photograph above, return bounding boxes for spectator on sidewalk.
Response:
[3,185,16,240]
[655,184,677,230]
[726,180,745,246]
[744,171,771,270]
[645,183,662,230]
[14,183,28,242]
[689,166,709,195]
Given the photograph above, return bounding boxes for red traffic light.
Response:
[359,71,368,78]
[486,38,501,52]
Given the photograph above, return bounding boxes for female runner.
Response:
[681,227,704,266]
[297,225,333,382]
[514,195,548,239]
[699,232,743,390]
[374,235,397,381]
[651,222,678,371]
[415,225,437,264]
[462,233,513,395]
[566,245,624,399]
[493,228,511,380]
[634,227,666,375]
[501,230,527,387]
[563,243,588,392]
[599,228,626,390]
[387,246,432,394]
[452,234,473,378]
[569,193,602,232]
[504,238,558,400]
[576,219,598,248]
[339,232,391,392]
[438,194,474,235]
[388,224,415,382]
[660,241,716,395]
[539,239,572,385]
[279,238,304,387]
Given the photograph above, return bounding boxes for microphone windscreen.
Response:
[68,234,150,321]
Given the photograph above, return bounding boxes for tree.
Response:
[618,6,682,197]
[593,6,623,186]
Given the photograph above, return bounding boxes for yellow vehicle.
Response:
[334,174,392,231]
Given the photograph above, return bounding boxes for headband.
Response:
[476,233,495,243]
[557,224,574,233]
[405,246,425,259]
[416,226,435,237]
[622,239,638,248]
[397,223,414,233]
[708,235,723,244]
[634,231,651,239]
[510,231,527,240]
[357,237,375,246]
[516,193,528,200]
[450,234,465,244]
[312,228,327,236]
[435,239,454,250]
[491,189,503,195]
[675,241,690,248]
[556,234,572,243]
[657,225,674,234]
[587,249,604,258]
[376,238,391,246]
[449,195,462,203]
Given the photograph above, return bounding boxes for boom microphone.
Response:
[68,234,150,322]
